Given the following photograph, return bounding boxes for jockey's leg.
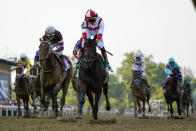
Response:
[59,55,70,71]
[75,49,84,78]
[100,47,113,72]
[97,39,113,72]
[141,72,151,88]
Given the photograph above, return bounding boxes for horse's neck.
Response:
[16,77,27,87]
[45,54,57,68]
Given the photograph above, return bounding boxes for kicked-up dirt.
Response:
[0,114,195,131]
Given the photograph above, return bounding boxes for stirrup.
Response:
[75,70,79,78]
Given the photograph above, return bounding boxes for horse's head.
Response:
[16,66,24,79]
[83,39,97,68]
[29,66,38,79]
[133,71,142,88]
[39,41,51,64]
[171,68,182,81]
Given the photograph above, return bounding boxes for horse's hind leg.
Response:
[103,83,111,111]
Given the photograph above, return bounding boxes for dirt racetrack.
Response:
[0,114,196,131]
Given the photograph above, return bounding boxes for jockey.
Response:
[131,51,150,88]
[75,9,113,76]
[165,57,180,77]
[163,57,181,91]
[41,25,70,71]
[17,53,31,75]
[34,50,40,67]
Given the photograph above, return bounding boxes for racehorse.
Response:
[164,69,182,117]
[39,41,73,117]
[180,82,194,117]
[78,38,111,119]
[15,66,31,118]
[29,65,40,114]
[131,71,151,118]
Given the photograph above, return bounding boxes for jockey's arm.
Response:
[17,59,22,66]
[96,19,104,42]
[165,64,172,76]
[25,59,31,75]
[55,31,64,53]
[81,21,87,39]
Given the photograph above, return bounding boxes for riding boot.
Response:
[75,50,84,78]
[101,47,113,72]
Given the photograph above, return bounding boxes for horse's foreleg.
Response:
[133,96,138,119]
[17,96,20,118]
[26,98,29,117]
[86,90,94,118]
[187,104,189,117]
[52,95,59,117]
[93,89,102,120]
[191,99,194,113]
[170,104,173,117]
[103,83,111,111]
[147,96,151,112]
[177,99,181,116]
[142,99,146,117]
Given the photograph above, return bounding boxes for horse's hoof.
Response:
[106,105,111,111]
[57,116,63,121]
[75,114,82,119]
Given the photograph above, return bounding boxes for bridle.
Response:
[16,66,25,79]
[39,41,57,73]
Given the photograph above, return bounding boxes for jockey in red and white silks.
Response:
[74,9,112,76]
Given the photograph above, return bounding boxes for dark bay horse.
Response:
[15,66,31,118]
[164,69,182,117]
[39,41,73,117]
[78,39,111,120]
[29,65,41,114]
[131,71,151,118]
[180,82,194,117]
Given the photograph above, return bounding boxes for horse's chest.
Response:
[44,74,60,87]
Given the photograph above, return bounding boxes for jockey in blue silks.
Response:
[163,57,182,93]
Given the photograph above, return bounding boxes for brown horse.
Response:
[78,39,111,120]
[39,41,72,117]
[29,65,41,114]
[131,71,151,118]
[164,69,182,117]
[15,66,31,118]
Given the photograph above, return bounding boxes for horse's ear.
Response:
[39,38,43,42]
